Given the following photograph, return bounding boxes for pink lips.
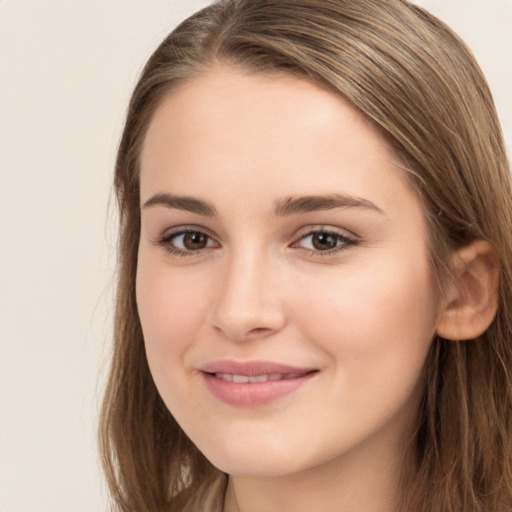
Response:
[200,360,317,407]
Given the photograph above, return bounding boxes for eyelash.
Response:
[155,227,358,257]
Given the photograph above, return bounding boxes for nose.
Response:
[209,250,287,342]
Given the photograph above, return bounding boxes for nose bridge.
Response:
[210,245,285,341]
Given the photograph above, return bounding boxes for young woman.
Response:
[99,1,512,511]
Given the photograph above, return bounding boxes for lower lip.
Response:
[202,372,316,407]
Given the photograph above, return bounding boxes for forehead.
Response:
[140,65,419,221]
[141,66,389,165]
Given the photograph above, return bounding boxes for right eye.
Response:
[157,229,219,256]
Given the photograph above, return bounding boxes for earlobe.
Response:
[436,240,499,341]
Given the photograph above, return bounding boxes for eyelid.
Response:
[158,224,217,240]
[293,224,359,239]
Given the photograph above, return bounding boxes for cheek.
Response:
[293,252,439,383]
[135,257,212,373]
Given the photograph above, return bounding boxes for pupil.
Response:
[184,232,207,250]
[312,233,337,251]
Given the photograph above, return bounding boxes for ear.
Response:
[436,240,499,341]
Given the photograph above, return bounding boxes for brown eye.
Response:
[311,232,338,251]
[182,231,209,250]
[158,229,218,255]
[294,229,358,255]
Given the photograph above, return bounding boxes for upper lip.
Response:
[200,360,316,376]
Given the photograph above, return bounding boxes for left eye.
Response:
[294,230,357,252]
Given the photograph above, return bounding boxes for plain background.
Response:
[0,1,510,511]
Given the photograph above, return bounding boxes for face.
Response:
[137,66,442,478]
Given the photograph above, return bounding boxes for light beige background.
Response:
[0,1,510,511]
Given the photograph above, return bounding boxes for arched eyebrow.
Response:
[142,193,218,217]
[274,194,384,216]
[142,192,384,217]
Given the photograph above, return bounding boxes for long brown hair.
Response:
[99,1,512,510]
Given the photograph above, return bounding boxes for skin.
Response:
[137,66,446,512]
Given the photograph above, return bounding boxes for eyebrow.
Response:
[273,194,384,216]
[142,193,218,216]
[142,192,383,217]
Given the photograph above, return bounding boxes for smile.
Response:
[213,372,307,383]
[200,362,317,407]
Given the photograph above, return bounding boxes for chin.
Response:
[207,437,344,479]
[199,439,306,478]
[213,458,298,478]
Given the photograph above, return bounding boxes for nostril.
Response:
[212,323,279,343]
[249,327,271,335]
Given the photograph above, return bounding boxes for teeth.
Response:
[249,375,269,383]
[215,372,233,381]
[232,374,250,383]
[214,372,305,383]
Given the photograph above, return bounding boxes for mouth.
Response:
[200,361,318,407]
[208,371,313,383]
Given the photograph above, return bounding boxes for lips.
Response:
[200,360,317,407]
[214,372,306,383]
